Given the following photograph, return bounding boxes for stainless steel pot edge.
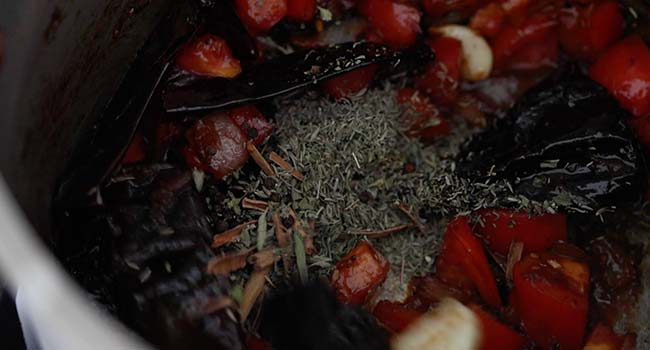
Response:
[0,176,148,349]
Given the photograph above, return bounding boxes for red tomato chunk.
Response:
[176,34,242,78]
[331,241,390,304]
[286,0,317,22]
[373,301,422,333]
[475,209,567,256]
[322,64,377,99]
[227,106,274,145]
[470,305,527,350]
[235,0,288,34]
[416,36,463,107]
[185,113,249,179]
[513,242,590,350]
[436,216,502,308]
[359,0,421,49]
[590,35,650,118]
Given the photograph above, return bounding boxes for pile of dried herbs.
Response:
[203,83,530,305]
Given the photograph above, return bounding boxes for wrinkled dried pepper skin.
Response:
[461,69,647,210]
[59,165,244,350]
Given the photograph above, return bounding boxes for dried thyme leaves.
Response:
[207,84,527,288]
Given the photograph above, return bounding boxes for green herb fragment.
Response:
[294,231,308,284]
[257,210,268,251]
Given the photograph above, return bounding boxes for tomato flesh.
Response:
[331,241,390,304]
[416,36,462,107]
[397,88,451,142]
[359,0,421,49]
[589,35,650,118]
[322,64,377,99]
[470,305,527,350]
[559,0,624,61]
[185,113,249,179]
[287,0,317,22]
[470,3,506,38]
[176,34,242,78]
[513,242,590,350]
[475,209,567,256]
[491,13,558,72]
[227,106,274,145]
[235,0,288,34]
[437,216,502,308]
[373,301,423,333]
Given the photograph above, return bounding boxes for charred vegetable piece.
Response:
[460,70,647,210]
[436,217,502,308]
[331,241,390,305]
[373,301,423,333]
[56,2,197,204]
[512,242,590,350]
[589,35,650,118]
[260,281,390,350]
[475,209,567,256]
[176,34,242,78]
[163,41,434,113]
[469,305,527,350]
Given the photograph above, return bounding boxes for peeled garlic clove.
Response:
[391,298,480,350]
[431,25,493,82]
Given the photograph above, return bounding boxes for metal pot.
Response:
[0,0,173,347]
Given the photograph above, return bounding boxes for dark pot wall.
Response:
[0,0,170,243]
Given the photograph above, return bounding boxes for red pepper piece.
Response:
[322,64,377,99]
[235,0,288,35]
[227,106,274,145]
[331,241,390,304]
[176,34,242,78]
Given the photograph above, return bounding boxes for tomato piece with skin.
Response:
[235,0,288,35]
[513,242,590,350]
[331,241,390,304]
[373,301,423,333]
[422,0,484,18]
[491,13,557,71]
[416,36,462,107]
[176,34,242,78]
[185,113,249,179]
[469,305,527,350]
[475,209,567,256]
[322,64,377,99]
[397,88,451,142]
[227,106,274,145]
[559,1,624,61]
[358,0,421,49]
[437,216,502,308]
[286,0,316,22]
[589,35,650,118]
[470,3,506,38]
[123,132,146,164]
[507,32,558,71]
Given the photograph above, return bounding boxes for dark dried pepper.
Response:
[61,165,245,350]
[460,69,647,210]
[162,40,434,113]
